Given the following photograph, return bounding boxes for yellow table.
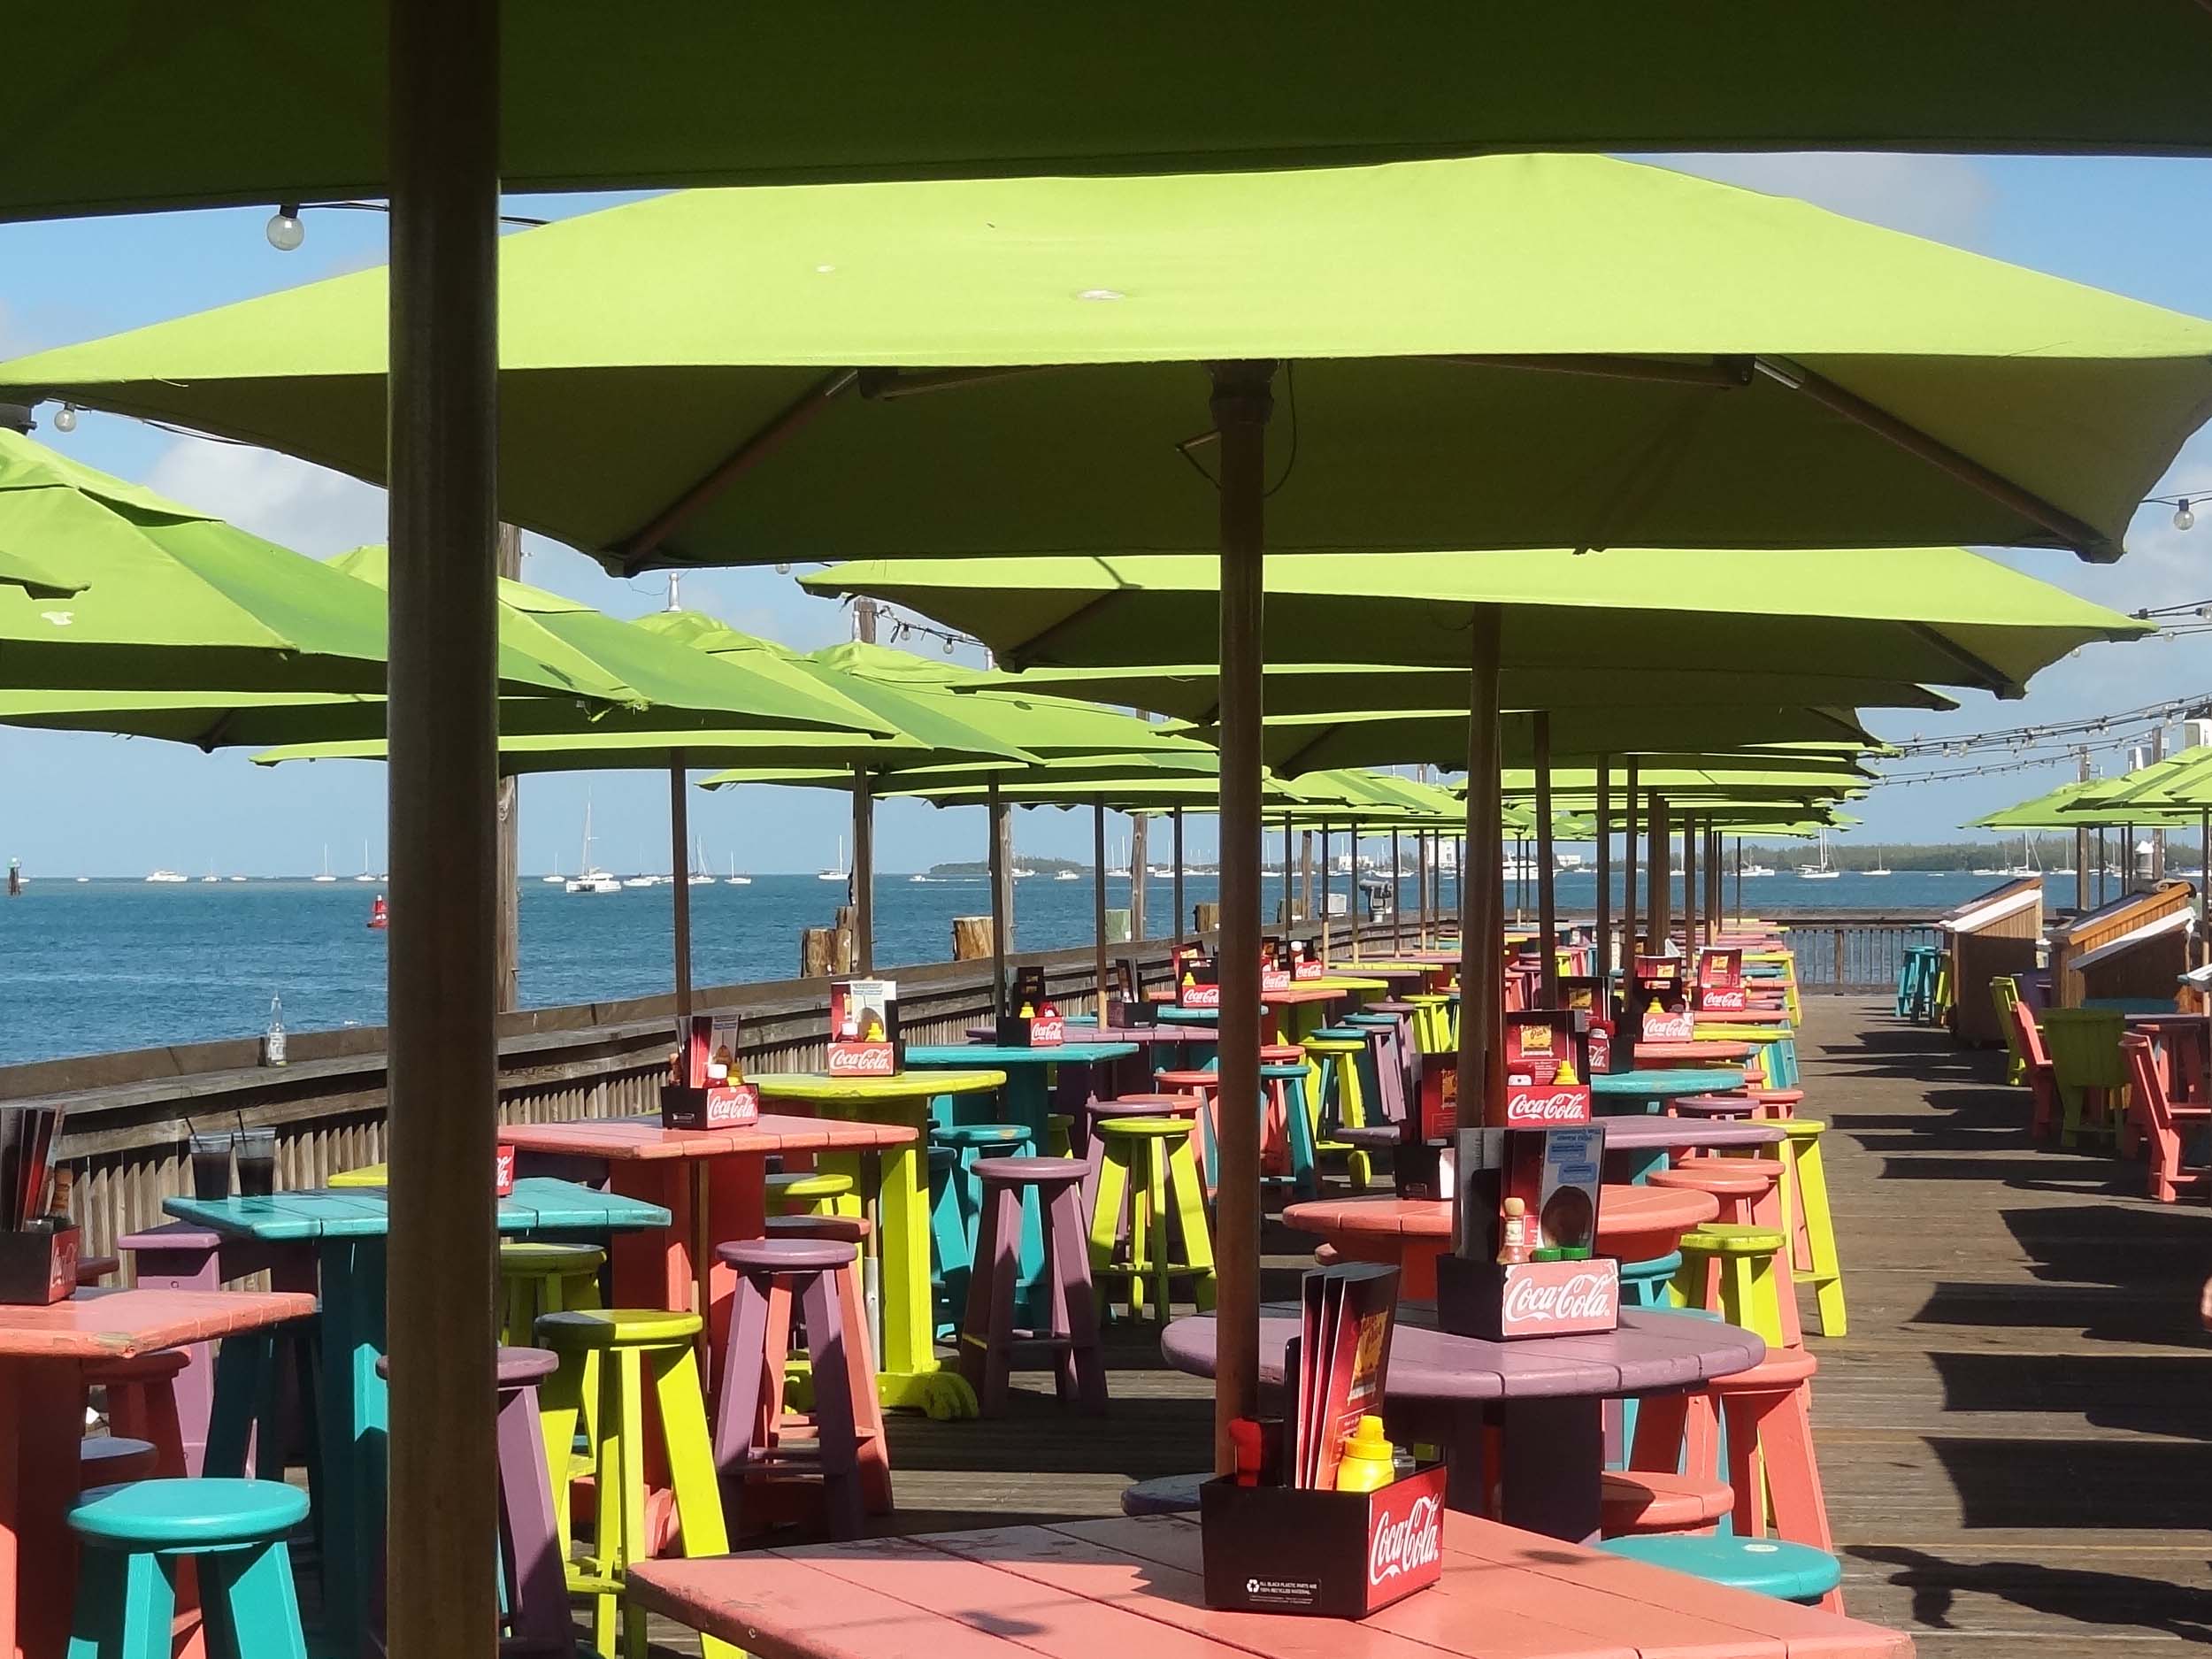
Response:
[329,1163,386,1188]
[755,1068,1004,1421]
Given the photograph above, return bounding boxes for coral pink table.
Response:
[1283,1185,1717,1297]
[0,1286,316,1659]
[631,1513,1911,1659]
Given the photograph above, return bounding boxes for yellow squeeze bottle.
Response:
[1334,1415,1398,1493]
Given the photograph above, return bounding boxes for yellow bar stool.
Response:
[1671,1224,1789,1348]
[536,1308,732,1659]
[1778,1119,1847,1339]
[498,1240,605,1346]
[1087,1118,1215,1322]
[1402,993,1454,1054]
[765,1169,859,1217]
[1302,1033,1375,1189]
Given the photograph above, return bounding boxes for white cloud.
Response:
[142,434,387,556]
[1643,152,1997,250]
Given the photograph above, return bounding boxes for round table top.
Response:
[1163,1303,1764,1403]
[905,1041,1136,1067]
[1632,1040,1753,1065]
[1282,1184,1716,1250]
[2124,1010,2205,1028]
[754,1068,1006,1105]
[1597,1117,1785,1151]
[1592,1066,1745,1102]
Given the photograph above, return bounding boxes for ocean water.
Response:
[0,866,2047,1067]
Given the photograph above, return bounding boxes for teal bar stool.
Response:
[933,1120,1044,1323]
[1615,1252,1684,1455]
[927,1143,965,1340]
[1258,1061,1322,1200]
[67,1478,311,1659]
[1597,1535,1842,1606]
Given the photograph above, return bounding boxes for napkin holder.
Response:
[0,1222,78,1305]
[660,1083,760,1130]
[1201,1462,1445,1618]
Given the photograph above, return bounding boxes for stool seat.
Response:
[1154,1070,1218,1090]
[498,1240,605,1271]
[1259,1063,1311,1079]
[932,1122,1032,1148]
[1653,1165,1776,1200]
[1098,1117,1200,1140]
[765,1170,855,1202]
[376,1344,560,1387]
[536,1307,703,1350]
[1302,1037,1363,1052]
[765,1214,872,1243]
[1120,1472,1206,1516]
[1679,1155,1786,1180]
[716,1237,856,1273]
[1672,1094,1756,1118]
[1601,1469,1733,1533]
[72,1477,308,1548]
[1089,1093,1199,1116]
[1709,1348,1819,1391]
[1678,1222,1786,1256]
[1598,1534,1841,1603]
[1780,1115,1825,1137]
[1259,1045,1306,1064]
[86,1348,188,1385]
[79,1436,159,1486]
[975,1155,1087,1189]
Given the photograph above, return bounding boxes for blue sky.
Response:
[3,154,2211,874]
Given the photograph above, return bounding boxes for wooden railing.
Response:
[1774,915,1942,991]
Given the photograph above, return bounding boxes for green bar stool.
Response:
[1088,1117,1216,1322]
[497,1240,604,1346]
[765,1169,859,1217]
[1598,1535,1842,1606]
[1671,1224,1789,1348]
[67,1479,311,1659]
[1302,1030,1375,1189]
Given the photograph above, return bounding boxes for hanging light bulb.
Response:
[51,403,77,434]
[2176,498,2196,532]
[265,204,306,252]
[943,634,957,656]
[772,562,792,576]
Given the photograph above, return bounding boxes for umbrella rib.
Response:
[1901,621,2019,697]
[1433,353,1754,389]
[1001,590,1131,669]
[1754,357,2118,562]
[616,367,857,571]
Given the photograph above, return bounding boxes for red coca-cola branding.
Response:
[1641,1005,1694,1042]
[494,1144,516,1197]
[1586,1020,1613,1075]
[1262,964,1293,994]
[1180,979,1222,1008]
[660,1082,763,1129]
[1698,985,1748,1011]
[1496,1258,1619,1336]
[1502,1084,1591,1127]
[1368,1491,1443,1587]
[1028,1013,1064,1047]
[826,1042,896,1077]
[1294,956,1325,981]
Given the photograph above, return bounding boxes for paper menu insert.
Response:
[826,978,900,1076]
[1293,1263,1400,1490]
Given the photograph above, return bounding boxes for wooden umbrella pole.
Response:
[1391,829,1403,951]
[1283,816,1294,925]
[988,778,1010,1016]
[1318,823,1331,966]
[1534,712,1559,1008]
[852,764,875,974]
[1623,762,1640,965]
[1681,811,1697,956]
[1172,806,1187,958]
[384,0,500,1649]
[1094,801,1110,1019]
[1647,795,1671,951]
[1210,358,1274,1472]
[1462,605,1506,1124]
[1130,811,1148,941]
[1594,756,1612,981]
[671,756,694,1018]
[1734,835,1743,920]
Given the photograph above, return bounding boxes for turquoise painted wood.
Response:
[906,1042,1138,1149]
[69,1479,311,1659]
[1592,1067,1747,1115]
[159,1179,667,1658]
[1598,1533,1842,1604]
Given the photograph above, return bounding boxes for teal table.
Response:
[1591,1066,1746,1116]
[903,1041,1138,1142]
[163,1178,670,1658]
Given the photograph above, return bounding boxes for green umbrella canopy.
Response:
[0,432,618,697]
[12,7,2212,225]
[803,548,2149,696]
[1256,703,1882,775]
[14,157,2212,565]
[251,726,952,777]
[0,541,83,599]
[2062,748,2212,813]
[972,663,1961,722]
[1970,774,2198,829]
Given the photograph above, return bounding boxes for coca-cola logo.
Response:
[1181,983,1221,1008]
[826,1042,896,1077]
[1029,1016,1064,1046]
[1500,1267,1618,1331]
[1502,1087,1591,1126]
[1369,1494,1442,1586]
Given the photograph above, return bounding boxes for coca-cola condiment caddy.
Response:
[1499,1010,1590,1128]
[826,979,902,1077]
[661,1011,761,1129]
[1435,1122,1619,1340]
[1178,954,1223,1009]
[1694,946,1747,1012]
[1628,956,1694,1043]
[995,964,1065,1046]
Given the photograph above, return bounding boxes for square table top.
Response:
[502,1111,916,1163]
[0,1286,318,1361]
[164,1176,671,1241]
[627,1512,1910,1659]
[905,1041,1138,1068]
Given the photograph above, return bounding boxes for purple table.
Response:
[1599,1115,1784,1183]
[1163,1302,1763,1543]
[965,1022,1215,1098]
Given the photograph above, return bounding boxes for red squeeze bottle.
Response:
[1229,1417,1265,1486]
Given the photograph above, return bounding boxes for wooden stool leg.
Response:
[963,1182,1019,1416]
[1088,1146,1133,1321]
[650,1342,732,1563]
[601,1348,646,1659]
[1165,1136,1216,1312]
[1048,1184,1109,1416]
[1795,1139,1847,1339]
[711,1274,772,1478]
[1143,1142,1171,1321]
[833,1255,893,1512]
[538,1356,584,1561]
[1627,1391,1690,1473]
[208,1540,310,1659]
[496,1379,571,1651]
[67,1548,173,1659]
[795,1273,865,1540]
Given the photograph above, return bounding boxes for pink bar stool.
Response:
[958,1156,1107,1417]
[762,1214,894,1514]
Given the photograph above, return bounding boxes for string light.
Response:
[50,404,77,434]
[265,205,305,251]
[2177,498,2197,533]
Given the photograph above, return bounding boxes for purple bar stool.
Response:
[960,1156,1108,1417]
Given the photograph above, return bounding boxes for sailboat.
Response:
[818,835,849,882]
[687,836,716,887]
[355,839,379,882]
[724,853,750,887]
[1865,846,1892,877]
[199,861,221,884]
[1797,829,1840,879]
[312,844,337,883]
[565,798,621,894]
[541,859,565,884]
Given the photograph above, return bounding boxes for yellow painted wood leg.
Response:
[1145,1142,1171,1322]
[1340,1058,1373,1189]
[1669,1253,1701,1311]
[1166,1136,1216,1312]
[1090,1143,1131,1318]
[650,1344,739,1659]
[537,1355,584,1563]
[833,1131,977,1420]
[1792,1132,1847,1338]
[596,1348,645,1659]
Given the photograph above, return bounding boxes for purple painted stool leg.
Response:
[1046,1184,1108,1415]
[711,1272,773,1475]
[118,1224,223,1475]
[958,1183,1022,1417]
[497,1374,571,1648]
[797,1271,864,1540]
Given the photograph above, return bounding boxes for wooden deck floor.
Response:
[642,996,2212,1655]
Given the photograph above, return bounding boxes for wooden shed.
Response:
[2049,879,2198,1010]
[1942,876,2042,1046]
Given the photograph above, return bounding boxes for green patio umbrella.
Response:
[1256,703,1885,775]
[0,542,83,599]
[0,432,615,698]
